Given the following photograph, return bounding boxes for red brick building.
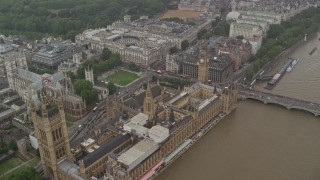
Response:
[212,37,252,71]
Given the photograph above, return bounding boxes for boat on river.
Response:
[286,58,299,72]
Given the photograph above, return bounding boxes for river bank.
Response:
[157,100,320,180]
[254,32,320,102]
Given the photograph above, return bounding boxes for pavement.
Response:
[68,99,106,143]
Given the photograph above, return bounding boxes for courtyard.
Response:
[105,70,139,86]
[0,157,40,179]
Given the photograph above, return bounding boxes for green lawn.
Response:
[0,158,40,180]
[0,157,22,175]
[105,70,139,86]
[66,120,74,128]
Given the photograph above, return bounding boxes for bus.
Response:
[92,107,98,112]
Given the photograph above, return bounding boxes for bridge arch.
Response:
[264,101,290,109]
[239,90,320,117]
[290,107,317,116]
[245,97,267,104]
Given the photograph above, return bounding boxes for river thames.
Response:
[157,33,320,180]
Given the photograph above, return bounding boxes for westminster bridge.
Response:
[239,89,320,117]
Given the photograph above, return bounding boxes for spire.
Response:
[144,81,155,119]
[146,81,153,98]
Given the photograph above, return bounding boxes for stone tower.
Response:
[29,87,72,180]
[221,83,238,113]
[143,82,156,120]
[198,41,209,84]
[304,33,307,42]
[5,51,28,98]
[231,0,237,12]
[85,66,94,85]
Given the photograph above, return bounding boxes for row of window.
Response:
[39,129,47,141]
[52,127,63,142]
[44,148,50,159]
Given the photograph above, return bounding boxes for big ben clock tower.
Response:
[198,41,209,84]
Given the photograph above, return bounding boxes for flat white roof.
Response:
[130,113,148,124]
[149,125,169,136]
[118,139,158,166]
[106,34,120,40]
[273,73,281,79]
[125,123,149,135]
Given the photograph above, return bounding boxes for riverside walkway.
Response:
[239,88,320,116]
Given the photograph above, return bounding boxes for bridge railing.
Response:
[239,90,320,112]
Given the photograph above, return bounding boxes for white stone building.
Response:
[76,16,210,67]
[229,23,263,39]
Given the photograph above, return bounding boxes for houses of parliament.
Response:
[30,41,238,180]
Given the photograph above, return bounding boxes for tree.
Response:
[213,21,230,36]
[267,24,285,39]
[245,69,254,80]
[8,167,41,180]
[8,141,17,151]
[161,17,184,24]
[181,40,189,51]
[128,62,140,72]
[151,75,158,82]
[107,82,116,95]
[169,46,178,54]
[197,29,208,39]
[101,48,112,60]
[74,80,98,103]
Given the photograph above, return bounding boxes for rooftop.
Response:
[232,22,260,28]
[112,16,194,37]
[123,84,162,109]
[198,95,218,111]
[238,18,269,24]
[130,113,148,125]
[0,44,13,54]
[242,13,277,20]
[124,122,149,135]
[81,134,130,167]
[117,139,158,168]
[149,125,169,136]
[58,160,84,180]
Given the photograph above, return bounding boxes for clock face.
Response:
[200,59,204,63]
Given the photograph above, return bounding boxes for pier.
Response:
[265,59,293,90]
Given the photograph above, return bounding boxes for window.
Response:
[52,131,56,141]
[56,147,66,160]
[58,128,62,139]
[40,129,47,141]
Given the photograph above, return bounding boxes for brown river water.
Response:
[157,33,320,180]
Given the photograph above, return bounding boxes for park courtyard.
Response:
[105,70,139,86]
